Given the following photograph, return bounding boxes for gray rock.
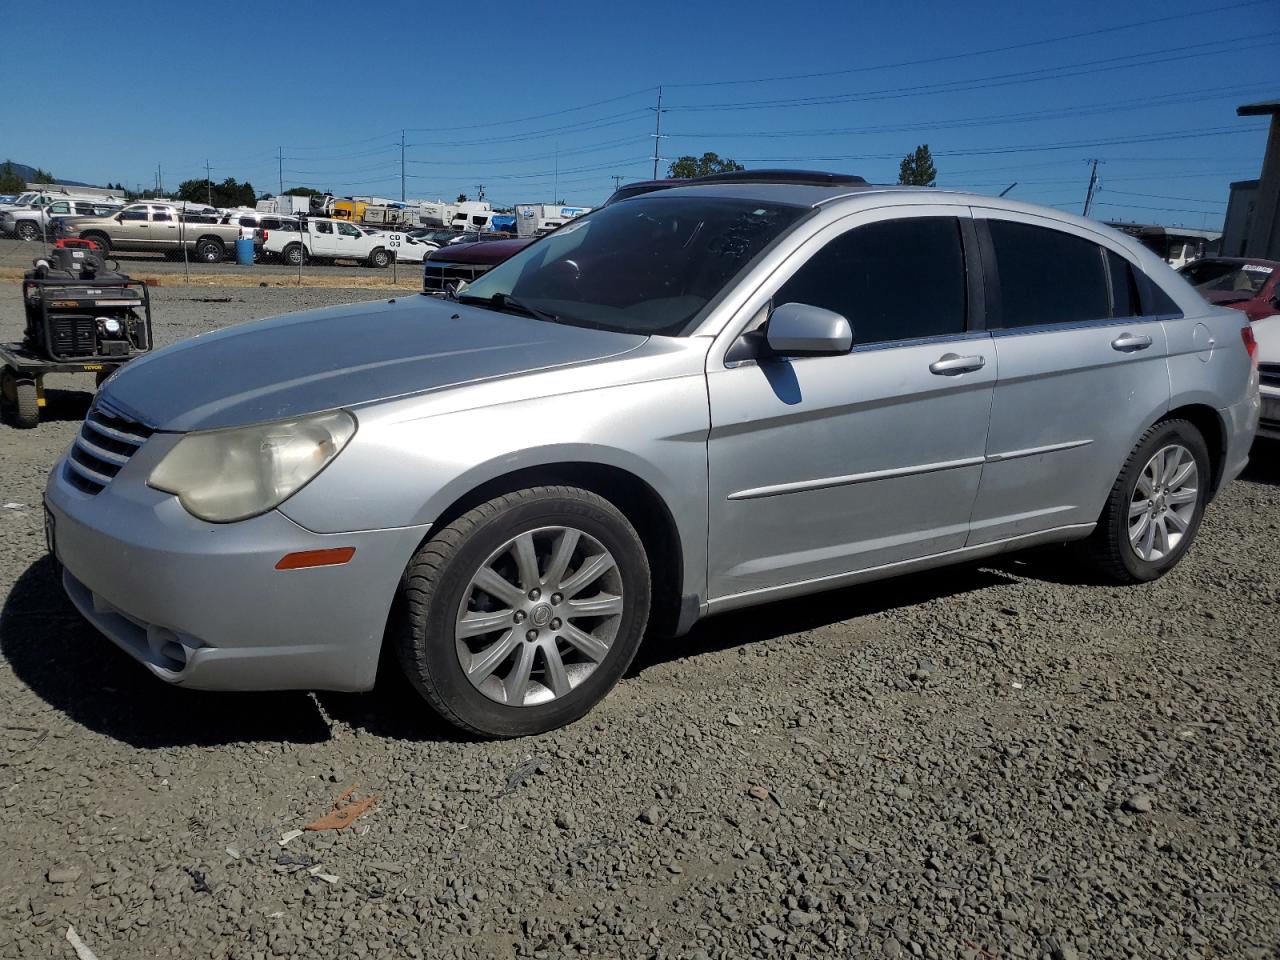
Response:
[47,864,82,884]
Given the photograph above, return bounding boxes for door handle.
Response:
[929,353,986,375]
[1111,332,1152,352]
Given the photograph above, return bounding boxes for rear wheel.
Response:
[15,221,40,242]
[394,486,651,738]
[369,247,390,268]
[1079,419,1210,583]
[195,238,224,263]
[283,243,305,266]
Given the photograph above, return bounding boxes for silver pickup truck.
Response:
[62,203,246,262]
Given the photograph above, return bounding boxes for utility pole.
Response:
[400,130,406,203]
[612,175,623,191]
[554,142,559,202]
[650,86,666,180]
[278,146,283,196]
[206,160,213,206]
[156,164,162,195]
[476,184,485,201]
[1082,158,1101,218]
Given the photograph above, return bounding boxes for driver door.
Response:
[706,208,995,602]
[309,220,336,256]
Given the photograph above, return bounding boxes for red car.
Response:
[1178,257,1280,322]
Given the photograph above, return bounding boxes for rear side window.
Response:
[774,217,967,345]
[120,208,147,221]
[987,220,1109,327]
[313,221,333,234]
[1106,250,1142,317]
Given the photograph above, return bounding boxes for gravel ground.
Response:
[0,283,1277,959]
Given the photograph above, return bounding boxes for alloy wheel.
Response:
[455,525,624,707]
[1128,443,1198,562]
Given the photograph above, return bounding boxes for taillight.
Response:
[262,230,269,242]
[1242,324,1258,364]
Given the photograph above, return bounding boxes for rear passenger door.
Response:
[149,207,179,247]
[967,210,1170,545]
[309,220,336,256]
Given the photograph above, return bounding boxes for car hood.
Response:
[430,238,532,264]
[99,295,646,432]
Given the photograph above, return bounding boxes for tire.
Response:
[1079,418,1210,583]
[12,378,39,428]
[83,233,110,257]
[394,486,651,738]
[15,220,40,242]
[283,244,305,266]
[195,238,224,263]
[369,247,390,268]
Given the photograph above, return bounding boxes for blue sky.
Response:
[2,0,1275,227]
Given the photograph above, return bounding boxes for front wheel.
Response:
[282,243,305,266]
[15,221,40,242]
[1079,419,1210,583]
[394,486,651,738]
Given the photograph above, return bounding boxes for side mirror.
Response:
[764,302,853,357]
[115,213,124,222]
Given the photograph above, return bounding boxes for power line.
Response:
[667,34,1278,112]
[1099,188,1228,205]
[664,0,1271,88]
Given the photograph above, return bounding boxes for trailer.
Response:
[515,203,591,238]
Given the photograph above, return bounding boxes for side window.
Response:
[120,208,148,221]
[337,222,360,237]
[48,201,70,214]
[987,220,1109,327]
[773,216,967,345]
[313,221,333,234]
[1106,250,1142,318]
[74,202,95,215]
[151,209,173,222]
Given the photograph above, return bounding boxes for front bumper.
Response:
[45,439,429,693]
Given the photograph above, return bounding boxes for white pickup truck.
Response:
[264,217,398,268]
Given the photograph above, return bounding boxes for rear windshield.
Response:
[460,196,806,336]
[1180,260,1272,296]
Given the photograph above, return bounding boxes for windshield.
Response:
[1181,260,1273,296]
[459,195,806,335]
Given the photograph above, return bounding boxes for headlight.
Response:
[148,410,356,522]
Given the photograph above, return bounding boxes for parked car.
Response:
[1,196,123,241]
[61,203,245,261]
[1178,257,1279,322]
[422,237,532,291]
[262,217,394,267]
[1254,314,1280,441]
[45,172,1258,738]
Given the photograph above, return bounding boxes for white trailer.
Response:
[515,203,591,238]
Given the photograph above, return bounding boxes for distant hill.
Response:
[1,160,91,187]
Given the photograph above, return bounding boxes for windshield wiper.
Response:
[458,292,561,325]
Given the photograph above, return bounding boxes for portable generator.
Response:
[1,248,153,428]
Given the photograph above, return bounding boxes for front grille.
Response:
[50,315,97,357]
[422,261,494,292]
[1260,363,1280,389]
[65,401,154,494]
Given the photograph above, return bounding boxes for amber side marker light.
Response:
[275,547,356,570]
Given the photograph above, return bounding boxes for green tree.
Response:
[177,177,257,208]
[32,167,54,184]
[0,162,24,194]
[667,152,745,178]
[284,186,322,197]
[897,144,937,187]
[456,193,469,203]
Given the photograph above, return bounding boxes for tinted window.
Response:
[462,196,805,336]
[120,208,148,221]
[151,210,173,222]
[337,222,360,237]
[48,201,70,213]
[313,221,333,234]
[74,202,95,215]
[774,217,967,345]
[988,220,1109,327]
[1106,250,1142,317]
